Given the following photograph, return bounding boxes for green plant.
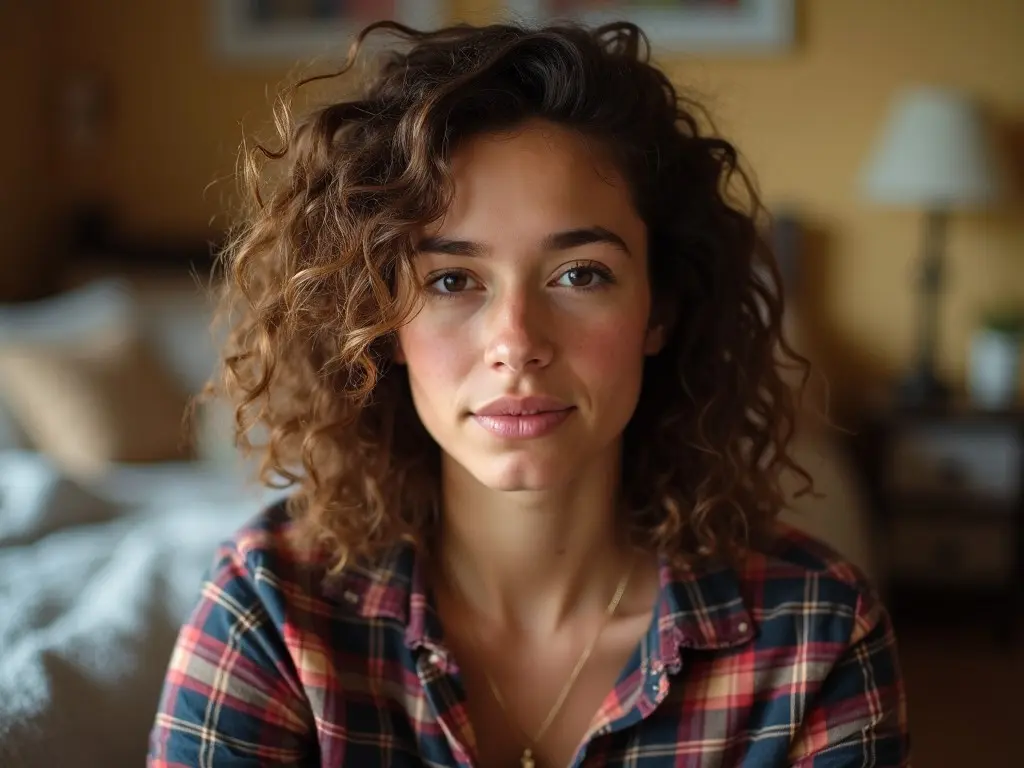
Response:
[979,306,1024,337]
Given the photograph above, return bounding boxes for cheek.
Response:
[568,313,650,387]
[398,316,472,403]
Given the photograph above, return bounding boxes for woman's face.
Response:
[396,119,664,492]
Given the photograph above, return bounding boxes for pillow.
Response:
[0,280,192,478]
[132,278,221,395]
[0,278,135,345]
[128,277,247,467]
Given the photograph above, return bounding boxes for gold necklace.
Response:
[444,556,635,768]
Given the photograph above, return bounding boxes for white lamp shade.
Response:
[860,87,1003,209]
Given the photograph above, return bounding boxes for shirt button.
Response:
[342,590,360,604]
[738,621,749,633]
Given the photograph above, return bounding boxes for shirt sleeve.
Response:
[148,541,316,767]
[787,587,911,767]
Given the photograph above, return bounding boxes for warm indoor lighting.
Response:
[859,86,1005,405]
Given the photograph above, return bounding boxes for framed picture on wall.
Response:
[212,0,447,60]
[500,0,795,53]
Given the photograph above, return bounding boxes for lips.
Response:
[471,396,575,439]
[473,396,571,416]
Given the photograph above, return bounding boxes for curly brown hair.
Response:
[214,19,811,571]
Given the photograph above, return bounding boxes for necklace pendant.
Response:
[521,748,535,768]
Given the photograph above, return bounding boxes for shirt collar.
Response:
[653,556,755,672]
[322,542,755,660]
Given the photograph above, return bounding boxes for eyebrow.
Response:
[415,226,631,258]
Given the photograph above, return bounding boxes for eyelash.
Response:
[423,261,616,299]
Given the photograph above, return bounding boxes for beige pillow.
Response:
[0,323,192,478]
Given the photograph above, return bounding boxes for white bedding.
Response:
[0,451,284,767]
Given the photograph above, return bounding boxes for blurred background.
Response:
[0,1,1021,765]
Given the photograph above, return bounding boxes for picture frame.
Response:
[500,0,795,53]
[212,0,447,60]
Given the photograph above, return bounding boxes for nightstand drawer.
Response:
[888,518,1015,586]
[887,425,1021,500]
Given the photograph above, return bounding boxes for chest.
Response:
[459,644,635,768]
[305,634,800,767]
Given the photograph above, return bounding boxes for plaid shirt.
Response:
[149,503,909,767]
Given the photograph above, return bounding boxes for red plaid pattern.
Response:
[149,502,909,766]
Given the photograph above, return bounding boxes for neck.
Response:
[435,448,634,638]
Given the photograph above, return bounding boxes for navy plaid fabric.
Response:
[149,502,909,766]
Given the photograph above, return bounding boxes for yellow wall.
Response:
[42,0,1024,403]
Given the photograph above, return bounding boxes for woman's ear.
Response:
[644,296,676,356]
[643,324,666,356]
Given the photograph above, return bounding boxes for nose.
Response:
[483,287,554,373]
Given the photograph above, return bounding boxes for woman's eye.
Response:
[427,271,478,294]
[555,266,610,288]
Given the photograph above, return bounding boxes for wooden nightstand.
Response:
[853,404,1024,641]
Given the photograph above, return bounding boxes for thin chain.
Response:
[445,555,635,756]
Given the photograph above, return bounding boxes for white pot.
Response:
[967,330,1021,409]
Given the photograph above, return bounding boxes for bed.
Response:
[0,274,286,766]
[0,453,283,767]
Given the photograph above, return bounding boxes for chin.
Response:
[470,453,569,492]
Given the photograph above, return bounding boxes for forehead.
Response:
[429,120,642,242]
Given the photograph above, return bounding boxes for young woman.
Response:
[150,20,908,768]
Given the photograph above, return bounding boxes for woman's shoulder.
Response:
[199,499,336,621]
[210,499,307,578]
[152,501,329,765]
[209,500,417,621]
[754,519,873,583]
[736,520,885,626]
[728,523,908,765]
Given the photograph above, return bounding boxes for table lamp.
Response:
[860,86,1004,406]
